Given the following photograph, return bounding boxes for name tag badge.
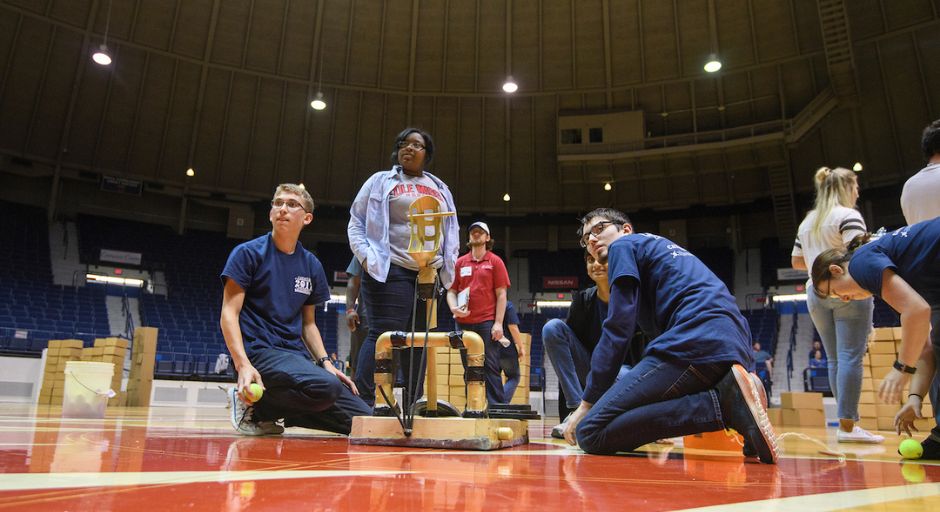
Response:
[460,266,472,277]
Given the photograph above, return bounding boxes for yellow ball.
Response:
[899,438,923,459]
[241,383,264,403]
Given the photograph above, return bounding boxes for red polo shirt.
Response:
[449,251,510,324]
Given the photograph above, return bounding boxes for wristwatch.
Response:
[317,356,331,367]
[893,360,917,374]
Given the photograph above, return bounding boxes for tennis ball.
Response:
[899,438,923,459]
[241,383,264,403]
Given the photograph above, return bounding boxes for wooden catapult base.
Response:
[349,416,528,450]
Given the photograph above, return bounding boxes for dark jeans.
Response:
[249,347,371,434]
[577,355,732,455]
[929,304,940,441]
[355,264,430,409]
[458,320,505,405]
[499,344,520,401]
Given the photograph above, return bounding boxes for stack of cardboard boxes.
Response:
[37,339,84,406]
[424,332,532,408]
[77,337,129,406]
[773,391,826,427]
[126,327,158,407]
[36,327,159,409]
[504,333,531,405]
[859,326,933,431]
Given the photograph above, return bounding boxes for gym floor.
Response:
[1,404,938,511]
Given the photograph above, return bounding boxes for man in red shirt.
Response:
[447,221,511,405]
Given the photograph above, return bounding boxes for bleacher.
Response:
[741,308,779,354]
[0,202,111,356]
[75,214,351,380]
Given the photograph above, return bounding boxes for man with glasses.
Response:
[562,208,778,463]
[447,221,511,405]
[221,183,370,436]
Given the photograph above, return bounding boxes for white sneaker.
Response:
[837,425,884,444]
[551,413,573,439]
[227,387,284,436]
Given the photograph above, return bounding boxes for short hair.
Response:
[922,119,940,160]
[576,208,632,239]
[273,183,314,213]
[390,127,435,169]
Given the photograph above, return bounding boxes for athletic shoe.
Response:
[551,413,573,439]
[921,437,940,459]
[741,373,769,459]
[228,387,284,436]
[837,426,884,444]
[716,364,778,464]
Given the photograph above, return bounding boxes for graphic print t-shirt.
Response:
[221,234,330,357]
[387,173,446,270]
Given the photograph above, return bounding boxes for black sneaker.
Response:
[716,364,778,464]
[921,437,940,460]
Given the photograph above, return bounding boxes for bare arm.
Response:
[491,287,507,340]
[895,343,936,435]
[791,255,807,271]
[302,305,359,395]
[345,274,361,331]
[447,287,469,318]
[878,269,931,402]
[508,324,525,360]
[220,279,262,392]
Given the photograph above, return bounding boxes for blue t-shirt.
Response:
[849,217,940,304]
[221,233,331,357]
[583,233,752,404]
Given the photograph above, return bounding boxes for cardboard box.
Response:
[766,408,782,426]
[858,391,876,404]
[869,342,897,354]
[781,408,826,427]
[871,328,895,341]
[871,366,893,379]
[780,392,824,410]
[870,354,895,367]
[858,404,876,417]
[857,417,878,430]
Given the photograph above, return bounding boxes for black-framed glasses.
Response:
[271,198,308,213]
[398,141,426,151]
[580,220,616,247]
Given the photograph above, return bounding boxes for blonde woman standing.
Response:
[792,167,880,443]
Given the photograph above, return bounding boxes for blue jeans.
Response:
[542,319,593,409]
[576,355,732,454]
[458,320,505,405]
[807,293,873,421]
[249,347,371,434]
[355,264,430,409]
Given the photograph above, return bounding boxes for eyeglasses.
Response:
[271,198,309,213]
[580,220,616,247]
[398,141,426,151]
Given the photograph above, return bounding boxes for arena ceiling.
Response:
[0,0,938,239]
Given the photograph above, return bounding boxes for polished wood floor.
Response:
[1,403,938,511]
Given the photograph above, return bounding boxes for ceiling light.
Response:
[298,183,305,189]
[852,162,863,172]
[92,45,112,66]
[502,78,518,93]
[704,55,722,73]
[186,168,195,177]
[310,92,326,110]
[604,182,612,191]
[502,193,511,202]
